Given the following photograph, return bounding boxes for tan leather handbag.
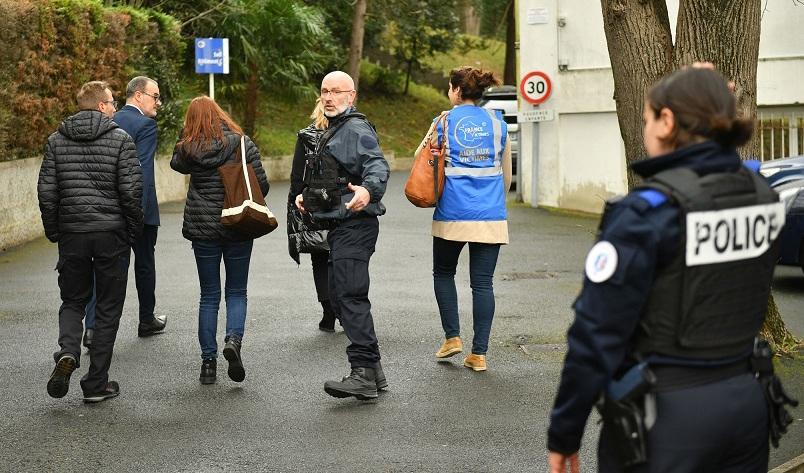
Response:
[404,112,449,208]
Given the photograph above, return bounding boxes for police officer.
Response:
[547,67,795,472]
[295,71,390,400]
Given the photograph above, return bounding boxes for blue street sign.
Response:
[195,38,229,74]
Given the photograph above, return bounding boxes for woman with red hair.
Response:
[171,96,269,385]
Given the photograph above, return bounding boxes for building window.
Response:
[758,112,804,160]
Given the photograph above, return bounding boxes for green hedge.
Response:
[0,0,185,160]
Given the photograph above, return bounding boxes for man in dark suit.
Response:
[84,76,166,345]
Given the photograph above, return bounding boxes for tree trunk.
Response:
[347,0,367,89]
[459,0,480,35]
[600,0,674,189]
[674,0,761,144]
[404,37,417,95]
[244,60,258,137]
[503,0,516,85]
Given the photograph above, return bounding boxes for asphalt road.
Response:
[0,172,801,472]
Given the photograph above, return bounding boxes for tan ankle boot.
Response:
[435,337,463,358]
[463,353,487,371]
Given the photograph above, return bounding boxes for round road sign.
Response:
[520,71,552,105]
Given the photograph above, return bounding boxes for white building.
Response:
[517,0,804,214]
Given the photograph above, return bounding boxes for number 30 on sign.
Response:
[519,71,552,105]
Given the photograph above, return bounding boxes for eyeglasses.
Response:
[320,89,354,98]
[140,91,161,103]
[102,100,118,109]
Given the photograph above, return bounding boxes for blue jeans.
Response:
[433,237,501,355]
[192,239,253,360]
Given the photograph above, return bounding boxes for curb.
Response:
[770,453,804,473]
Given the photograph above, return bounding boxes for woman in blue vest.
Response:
[417,66,512,371]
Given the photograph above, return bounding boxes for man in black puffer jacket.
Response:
[38,81,143,403]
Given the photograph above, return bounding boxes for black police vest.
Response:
[302,113,367,211]
[633,166,783,360]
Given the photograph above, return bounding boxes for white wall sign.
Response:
[519,109,555,123]
[527,7,549,25]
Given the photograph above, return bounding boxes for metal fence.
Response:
[759,111,804,161]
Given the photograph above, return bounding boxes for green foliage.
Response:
[213,0,335,98]
[423,34,504,79]
[359,61,405,95]
[0,0,184,160]
[472,0,510,40]
[378,0,460,93]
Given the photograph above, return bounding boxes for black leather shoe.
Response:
[375,362,388,391]
[47,354,77,399]
[324,367,378,400]
[222,339,245,382]
[82,328,94,349]
[83,381,120,403]
[200,358,217,385]
[138,315,167,337]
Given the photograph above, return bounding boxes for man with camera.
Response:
[295,70,390,401]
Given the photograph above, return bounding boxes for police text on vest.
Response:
[686,202,785,266]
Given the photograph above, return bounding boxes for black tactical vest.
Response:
[302,113,367,212]
[633,166,783,360]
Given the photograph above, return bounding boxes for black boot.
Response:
[375,361,388,391]
[222,338,245,382]
[82,328,94,349]
[324,367,378,400]
[200,358,216,385]
[318,301,336,332]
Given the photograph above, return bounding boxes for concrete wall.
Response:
[0,151,404,251]
[0,156,188,251]
[518,0,804,214]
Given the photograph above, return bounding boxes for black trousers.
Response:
[311,251,329,303]
[55,232,129,394]
[598,373,769,473]
[327,217,380,368]
[132,224,158,321]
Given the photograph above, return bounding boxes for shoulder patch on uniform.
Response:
[360,134,378,149]
[636,189,668,208]
[585,241,619,283]
[743,160,761,173]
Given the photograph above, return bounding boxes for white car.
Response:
[478,85,519,190]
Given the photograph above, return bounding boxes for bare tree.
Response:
[347,0,368,88]
[601,0,800,353]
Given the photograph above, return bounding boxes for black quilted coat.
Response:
[170,126,269,242]
[37,110,144,243]
[287,123,329,264]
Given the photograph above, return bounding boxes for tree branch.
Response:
[181,1,228,28]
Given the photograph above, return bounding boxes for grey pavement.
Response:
[0,172,801,472]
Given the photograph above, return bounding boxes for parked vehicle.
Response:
[760,155,804,273]
[478,85,518,190]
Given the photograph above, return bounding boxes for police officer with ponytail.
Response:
[295,71,390,401]
[547,67,797,472]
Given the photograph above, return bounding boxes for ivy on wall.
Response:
[0,0,185,160]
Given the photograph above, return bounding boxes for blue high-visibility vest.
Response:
[434,104,508,222]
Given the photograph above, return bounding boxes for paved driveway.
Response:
[0,172,800,472]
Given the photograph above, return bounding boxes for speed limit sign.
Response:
[520,71,552,105]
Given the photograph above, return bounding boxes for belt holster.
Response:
[599,396,648,468]
[751,339,799,448]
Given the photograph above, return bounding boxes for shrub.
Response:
[0,0,184,160]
